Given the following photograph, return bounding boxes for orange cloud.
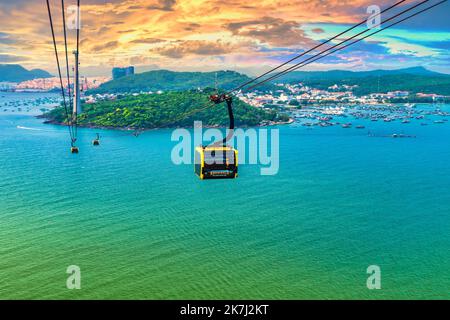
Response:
[152,39,237,58]
[0,0,444,75]
[225,16,317,47]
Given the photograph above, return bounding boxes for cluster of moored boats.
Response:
[0,96,60,113]
[292,104,449,129]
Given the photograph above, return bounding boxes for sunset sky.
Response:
[0,0,449,76]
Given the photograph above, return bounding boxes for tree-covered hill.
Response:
[90,67,450,96]
[275,66,439,82]
[88,70,275,94]
[276,67,450,95]
[43,90,289,129]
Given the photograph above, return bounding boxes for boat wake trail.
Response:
[17,125,45,131]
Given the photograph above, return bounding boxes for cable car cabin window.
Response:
[203,150,235,165]
[194,146,238,180]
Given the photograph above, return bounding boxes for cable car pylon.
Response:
[71,48,81,153]
[71,1,81,153]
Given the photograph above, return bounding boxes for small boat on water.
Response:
[402,119,410,124]
[391,133,416,138]
[92,133,100,146]
[434,120,445,124]
[356,125,365,129]
[342,123,352,128]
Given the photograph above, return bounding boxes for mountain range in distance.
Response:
[0,64,52,82]
[89,66,450,96]
[276,66,450,96]
[2,64,449,96]
[275,66,439,81]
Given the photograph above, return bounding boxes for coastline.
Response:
[38,116,295,131]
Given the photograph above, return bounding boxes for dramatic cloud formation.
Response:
[226,17,317,47]
[147,0,177,11]
[90,41,120,53]
[0,0,448,75]
[0,54,30,63]
[0,32,17,45]
[130,38,166,44]
[312,28,325,34]
[152,40,235,58]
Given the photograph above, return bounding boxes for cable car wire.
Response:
[45,0,75,143]
[245,0,446,91]
[226,0,407,94]
[244,0,440,92]
[61,0,75,141]
[74,0,81,140]
[166,0,442,126]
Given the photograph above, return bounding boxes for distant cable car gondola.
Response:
[195,93,238,179]
[92,133,100,146]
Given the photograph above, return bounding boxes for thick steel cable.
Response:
[73,0,81,140]
[45,0,74,142]
[61,0,75,140]
[173,0,413,124]
[244,0,432,91]
[226,0,408,94]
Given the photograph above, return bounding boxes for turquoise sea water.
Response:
[0,97,449,299]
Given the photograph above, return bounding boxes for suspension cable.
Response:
[61,0,75,140]
[226,0,407,94]
[245,0,444,91]
[163,0,445,127]
[45,0,74,142]
[74,0,81,140]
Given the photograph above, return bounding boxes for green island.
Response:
[43,89,290,129]
[88,70,275,94]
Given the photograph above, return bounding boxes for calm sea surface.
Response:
[0,93,449,299]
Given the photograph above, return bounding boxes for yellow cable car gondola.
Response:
[194,93,238,179]
[195,145,238,179]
